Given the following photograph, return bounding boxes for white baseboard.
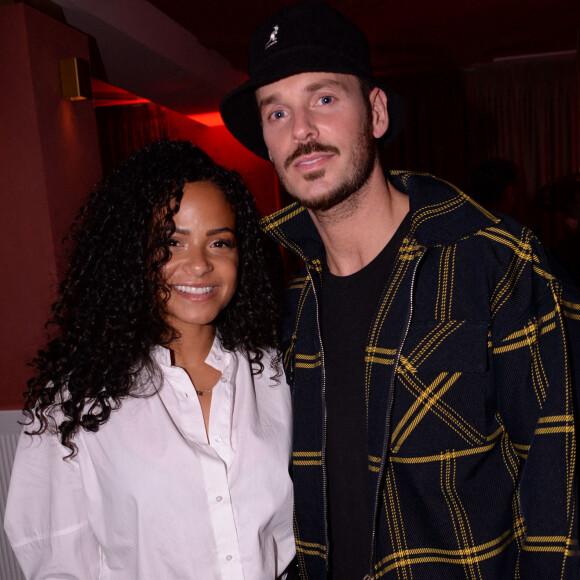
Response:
[0,410,25,434]
[0,410,25,579]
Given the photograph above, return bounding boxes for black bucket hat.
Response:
[220,1,406,160]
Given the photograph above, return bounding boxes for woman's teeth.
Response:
[174,285,213,295]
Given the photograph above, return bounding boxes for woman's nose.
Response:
[183,247,213,275]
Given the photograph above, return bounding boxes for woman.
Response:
[4,140,295,579]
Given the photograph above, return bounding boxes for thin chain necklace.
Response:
[196,388,212,396]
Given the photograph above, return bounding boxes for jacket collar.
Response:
[260,171,499,261]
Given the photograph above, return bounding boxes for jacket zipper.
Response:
[307,263,331,569]
[365,248,426,580]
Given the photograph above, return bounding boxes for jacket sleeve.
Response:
[4,428,102,580]
[491,235,579,578]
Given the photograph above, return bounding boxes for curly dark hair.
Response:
[24,140,282,456]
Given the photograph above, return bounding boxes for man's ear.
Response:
[370,87,389,139]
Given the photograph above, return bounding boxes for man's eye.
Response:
[319,95,334,105]
[270,110,286,120]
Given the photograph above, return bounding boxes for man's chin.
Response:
[284,182,332,209]
[289,188,355,212]
[303,169,326,183]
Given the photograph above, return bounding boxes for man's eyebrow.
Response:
[257,93,282,111]
[257,79,348,111]
[304,79,347,93]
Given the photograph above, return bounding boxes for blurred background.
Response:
[0,2,578,575]
[0,0,578,407]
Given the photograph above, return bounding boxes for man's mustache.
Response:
[284,142,340,170]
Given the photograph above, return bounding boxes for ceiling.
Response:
[41,0,580,116]
[148,0,580,74]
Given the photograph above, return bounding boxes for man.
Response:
[221,3,579,578]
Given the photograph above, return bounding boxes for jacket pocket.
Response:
[402,319,488,373]
[390,320,489,455]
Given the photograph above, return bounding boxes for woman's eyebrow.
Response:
[172,226,235,236]
[206,227,235,236]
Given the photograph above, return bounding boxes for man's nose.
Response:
[291,108,318,143]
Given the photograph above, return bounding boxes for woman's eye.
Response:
[168,238,180,247]
[212,239,235,249]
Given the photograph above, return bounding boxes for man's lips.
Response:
[284,143,339,170]
[294,153,335,171]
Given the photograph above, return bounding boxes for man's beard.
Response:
[275,116,377,212]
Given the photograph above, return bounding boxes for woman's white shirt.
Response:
[4,339,295,579]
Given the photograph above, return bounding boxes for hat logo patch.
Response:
[265,25,279,49]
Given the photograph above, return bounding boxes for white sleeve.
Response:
[4,428,101,580]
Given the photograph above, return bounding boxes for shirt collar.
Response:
[152,335,235,377]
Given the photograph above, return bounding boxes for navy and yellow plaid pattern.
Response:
[261,171,579,579]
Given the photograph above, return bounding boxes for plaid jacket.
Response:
[261,171,580,579]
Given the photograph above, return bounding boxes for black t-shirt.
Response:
[321,213,410,579]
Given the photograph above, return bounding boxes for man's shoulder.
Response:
[388,171,502,245]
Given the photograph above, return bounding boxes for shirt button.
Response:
[220,376,227,383]
[216,496,222,502]
[226,555,232,562]
[215,435,222,442]
[215,354,221,360]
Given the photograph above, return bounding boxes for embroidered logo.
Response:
[265,25,279,49]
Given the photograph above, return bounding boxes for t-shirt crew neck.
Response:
[321,212,410,579]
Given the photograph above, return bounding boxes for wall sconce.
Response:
[59,58,92,101]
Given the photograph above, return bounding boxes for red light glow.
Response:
[187,112,224,127]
